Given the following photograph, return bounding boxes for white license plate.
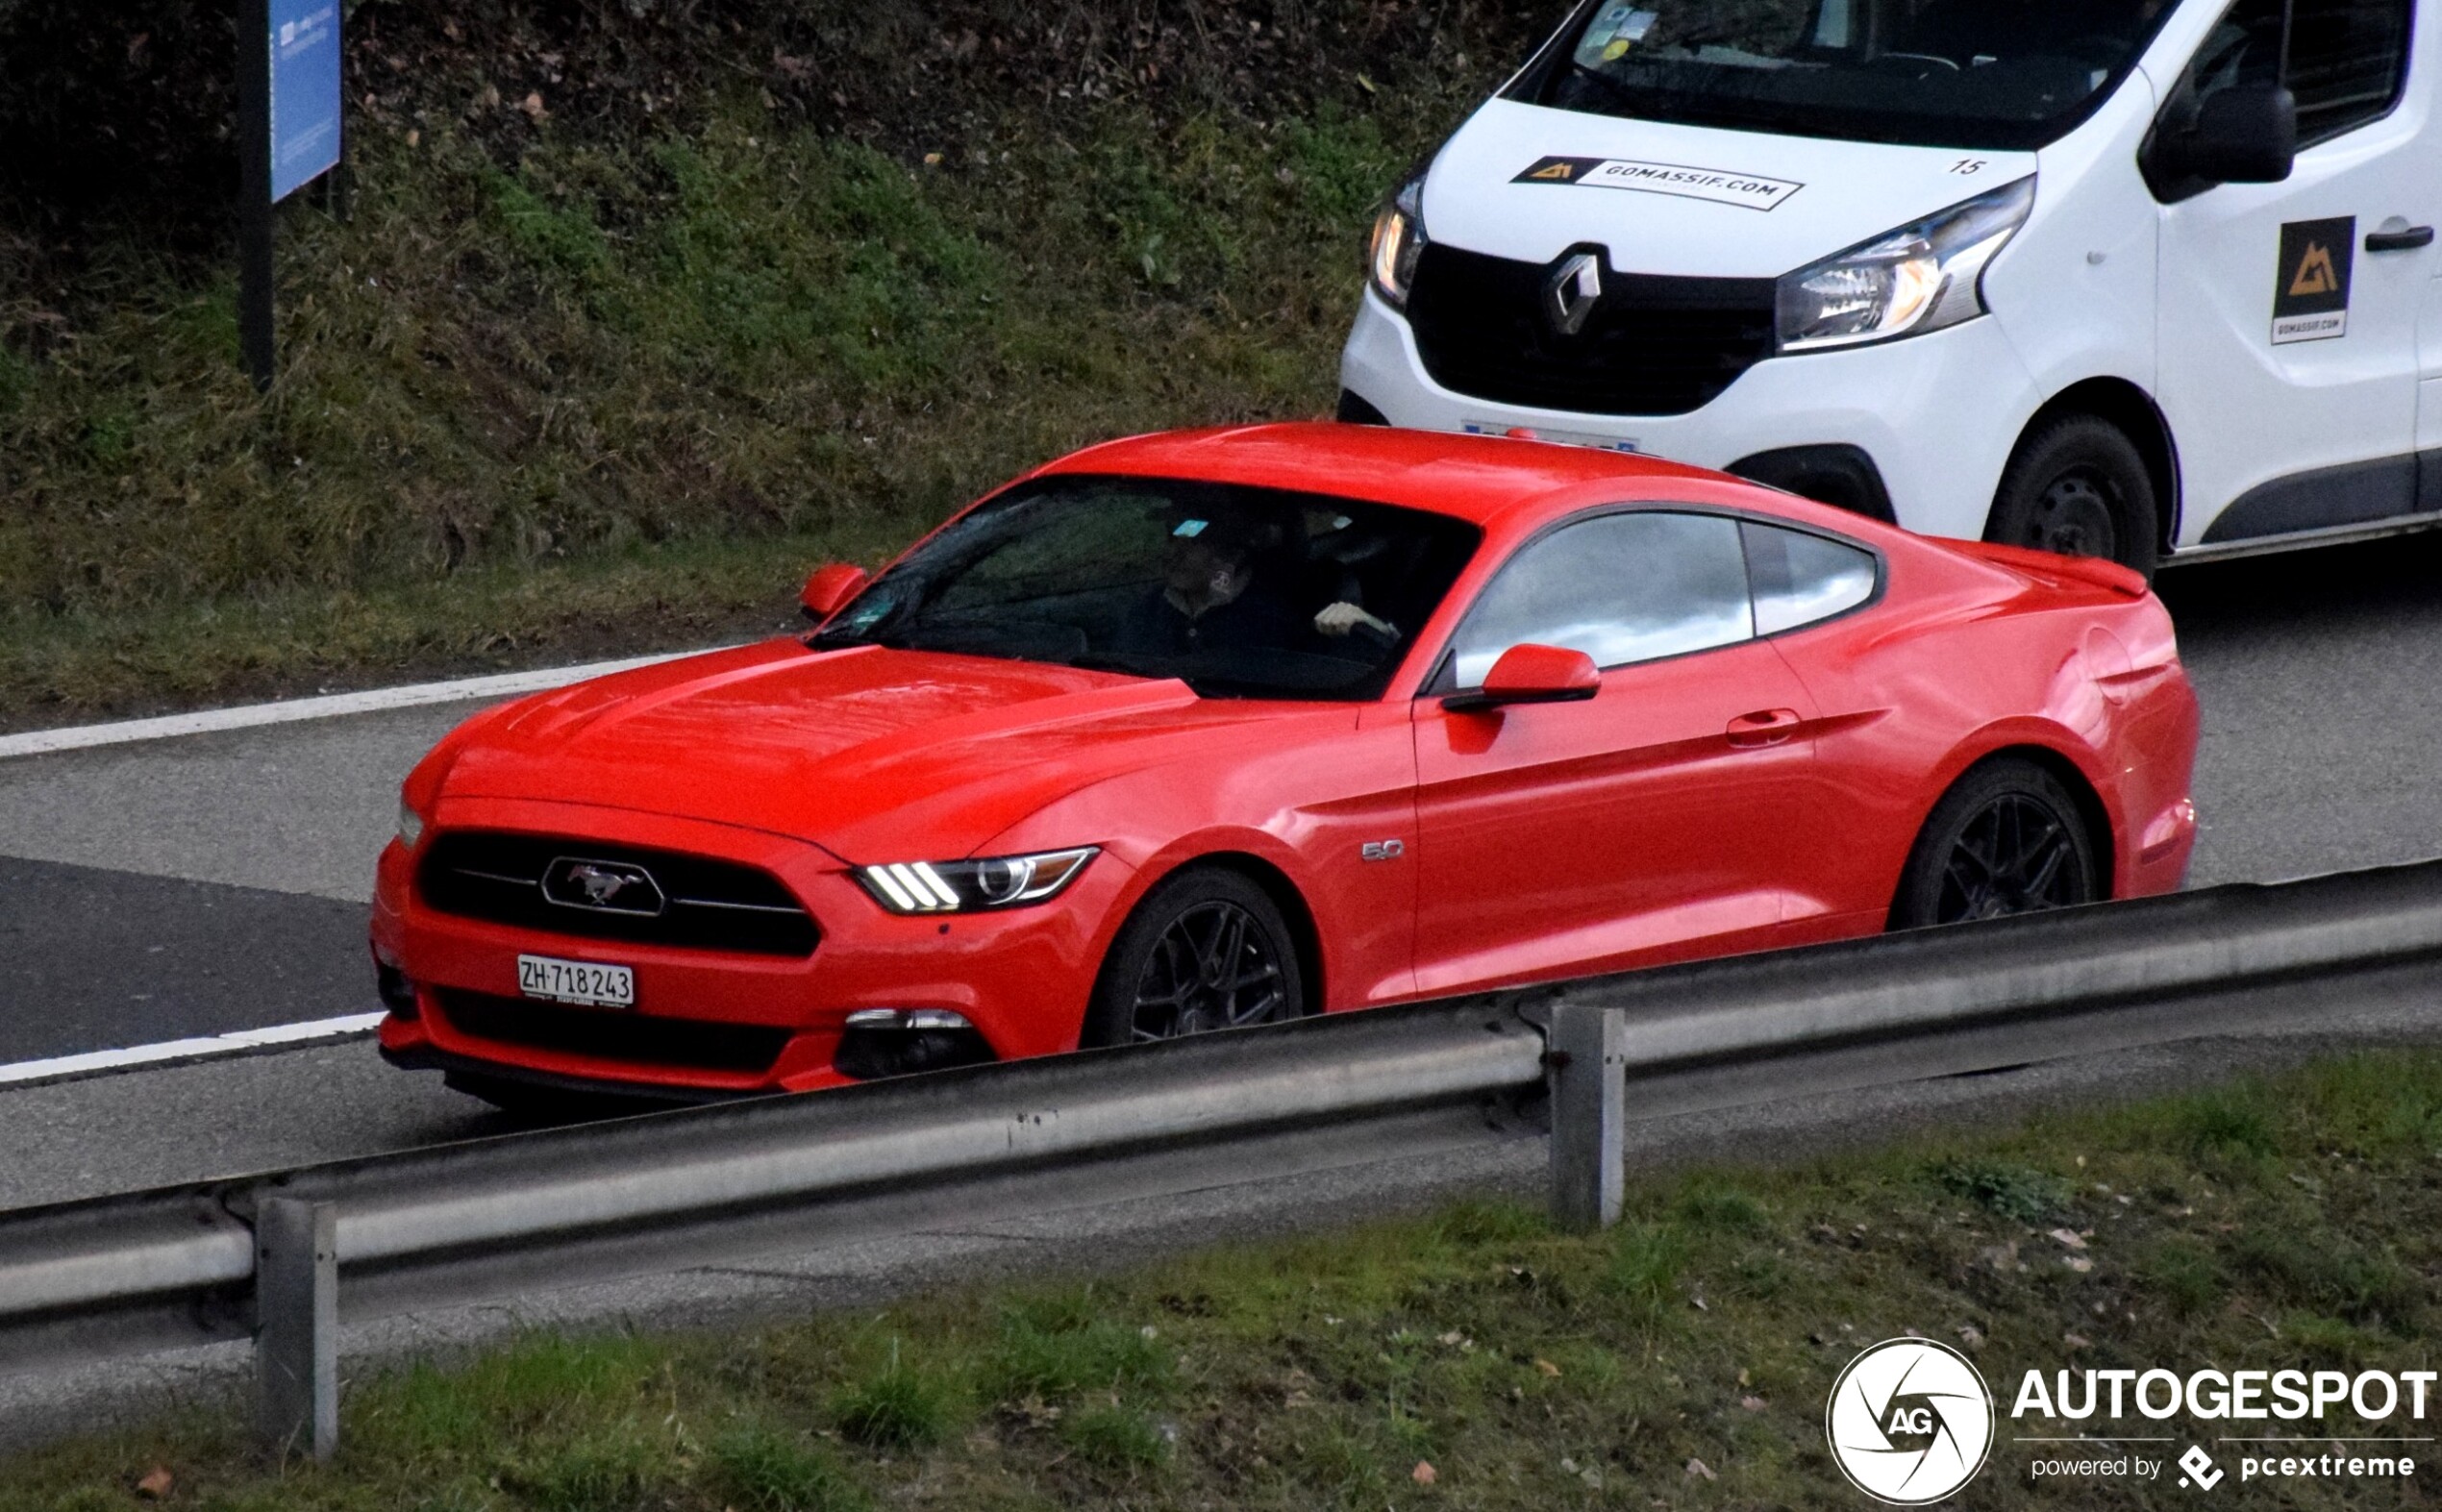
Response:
[516,954,635,1008]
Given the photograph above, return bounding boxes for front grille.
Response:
[418,831,818,956]
[436,989,793,1075]
[1405,243,1777,417]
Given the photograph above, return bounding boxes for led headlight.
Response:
[1368,176,1429,308]
[858,848,1098,914]
[396,797,426,849]
[1776,176,2034,353]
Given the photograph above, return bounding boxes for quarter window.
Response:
[1446,511,1754,688]
[1741,522,1879,635]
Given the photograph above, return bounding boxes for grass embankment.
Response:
[13,1049,2442,1509]
[0,0,1532,723]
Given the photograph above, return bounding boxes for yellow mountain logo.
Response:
[1530,161,1579,181]
[2289,242,2339,297]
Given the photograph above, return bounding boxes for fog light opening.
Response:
[835,1008,995,1080]
[376,962,420,1021]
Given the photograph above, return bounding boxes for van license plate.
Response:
[517,954,635,1008]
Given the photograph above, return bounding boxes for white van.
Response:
[1337,0,2441,575]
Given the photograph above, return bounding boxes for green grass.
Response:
[10,1048,2442,1508]
[0,81,1464,722]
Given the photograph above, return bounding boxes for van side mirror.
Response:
[2159,84,2297,187]
[800,562,869,621]
[1440,643,1601,713]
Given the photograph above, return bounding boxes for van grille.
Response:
[1404,243,1778,417]
[418,831,818,956]
[436,990,792,1075]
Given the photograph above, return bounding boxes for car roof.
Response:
[1033,422,1761,531]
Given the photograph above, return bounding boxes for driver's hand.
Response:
[1314,601,1397,640]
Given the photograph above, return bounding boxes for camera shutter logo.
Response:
[1826,1338,1993,1504]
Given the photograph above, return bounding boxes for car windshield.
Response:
[810,475,1482,701]
[1515,0,2183,151]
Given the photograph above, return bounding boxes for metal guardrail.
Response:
[4,857,2440,1458]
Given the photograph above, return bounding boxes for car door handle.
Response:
[2366,225,2435,253]
[1726,708,1803,747]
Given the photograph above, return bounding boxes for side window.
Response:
[2287,0,2414,145]
[2172,0,2411,150]
[1741,521,1879,635]
[1445,511,1754,688]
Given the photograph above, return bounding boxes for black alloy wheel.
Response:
[1084,867,1307,1047]
[1889,758,2101,930]
[1986,414,2159,580]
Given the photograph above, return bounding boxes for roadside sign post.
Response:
[237,0,345,391]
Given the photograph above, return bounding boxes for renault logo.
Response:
[1544,251,1603,335]
[542,856,667,916]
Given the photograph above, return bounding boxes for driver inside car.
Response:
[1121,516,1400,656]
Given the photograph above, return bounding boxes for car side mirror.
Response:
[1441,643,1601,713]
[800,562,869,621]
[2163,84,2297,186]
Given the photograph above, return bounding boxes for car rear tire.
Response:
[1985,415,2159,581]
[1083,866,1307,1048]
[1889,757,2103,930]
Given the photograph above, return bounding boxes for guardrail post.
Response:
[256,1199,337,1461]
[1547,1003,1626,1231]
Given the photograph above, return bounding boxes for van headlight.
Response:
[1776,177,2034,353]
[858,848,1098,914]
[1368,176,1429,308]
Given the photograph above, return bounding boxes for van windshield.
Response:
[1515,0,2182,152]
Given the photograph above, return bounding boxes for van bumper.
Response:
[1338,287,2038,543]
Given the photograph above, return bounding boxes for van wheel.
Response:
[1083,867,1307,1048]
[1889,757,2102,930]
[1986,415,2159,580]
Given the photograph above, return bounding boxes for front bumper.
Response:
[1337,286,2040,543]
[372,798,1134,1097]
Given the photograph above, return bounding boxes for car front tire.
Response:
[1083,866,1308,1048]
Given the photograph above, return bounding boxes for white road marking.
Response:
[0,1013,386,1090]
[0,648,721,761]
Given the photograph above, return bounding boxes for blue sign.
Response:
[268,0,341,202]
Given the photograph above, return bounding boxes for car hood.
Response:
[434,640,1343,860]
[1424,98,2036,279]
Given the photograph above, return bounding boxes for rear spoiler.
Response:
[1950,540,2148,599]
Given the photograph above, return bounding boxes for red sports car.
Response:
[374,424,2199,1106]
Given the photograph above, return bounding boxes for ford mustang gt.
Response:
[373,423,2199,1106]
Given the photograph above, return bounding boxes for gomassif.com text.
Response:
[2013,1368,2439,1422]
